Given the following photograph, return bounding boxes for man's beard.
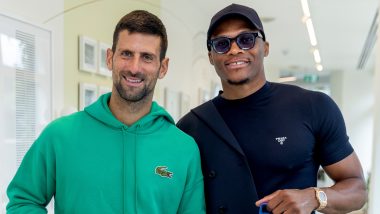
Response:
[115,82,151,102]
[114,72,157,103]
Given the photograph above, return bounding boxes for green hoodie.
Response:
[7,93,205,214]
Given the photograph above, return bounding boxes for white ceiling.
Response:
[169,0,378,79]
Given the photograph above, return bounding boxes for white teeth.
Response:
[229,61,247,65]
[126,78,142,83]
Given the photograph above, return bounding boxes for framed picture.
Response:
[98,85,112,96]
[79,83,98,110]
[79,35,97,73]
[98,42,111,77]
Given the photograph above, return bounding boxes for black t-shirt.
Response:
[212,82,353,198]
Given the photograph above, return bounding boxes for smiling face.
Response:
[208,17,269,97]
[107,30,168,103]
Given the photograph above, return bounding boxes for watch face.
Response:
[319,191,327,202]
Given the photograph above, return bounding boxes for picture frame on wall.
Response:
[79,83,98,110]
[98,42,111,77]
[79,35,97,73]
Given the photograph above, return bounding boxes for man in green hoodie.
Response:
[7,10,205,214]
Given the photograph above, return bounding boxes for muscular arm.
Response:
[319,152,367,213]
[255,152,367,214]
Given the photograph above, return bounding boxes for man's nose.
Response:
[228,40,243,55]
[128,57,141,73]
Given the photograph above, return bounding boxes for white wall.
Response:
[339,70,374,178]
[331,68,376,212]
[368,5,380,210]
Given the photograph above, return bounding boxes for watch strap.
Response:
[313,187,327,211]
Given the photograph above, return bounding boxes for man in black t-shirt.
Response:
[177,3,367,214]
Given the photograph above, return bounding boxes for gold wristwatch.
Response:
[313,187,327,211]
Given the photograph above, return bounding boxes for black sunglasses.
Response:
[208,32,263,54]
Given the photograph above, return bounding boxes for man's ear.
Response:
[264,41,269,57]
[106,48,113,70]
[208,52,214,65]
[158,57,169,79]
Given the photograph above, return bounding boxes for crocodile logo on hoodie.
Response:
[155,166,173,178]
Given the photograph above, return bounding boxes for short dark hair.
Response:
[112,10,168,60]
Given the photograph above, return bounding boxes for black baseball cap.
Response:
[207,3,266,50]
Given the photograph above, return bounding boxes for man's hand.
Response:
[255,153,367,214]
[255,188,318,214]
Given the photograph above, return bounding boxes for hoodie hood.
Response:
[85,93,174,133]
